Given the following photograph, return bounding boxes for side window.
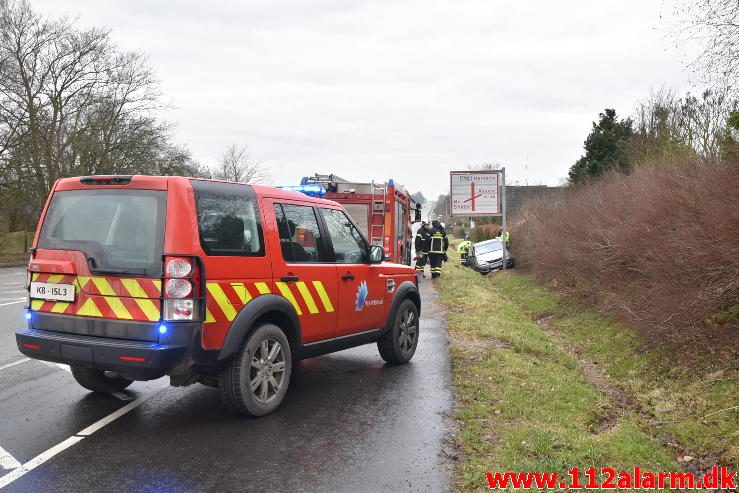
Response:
[321,208,368,264]
[193,181,264,256]
[274,204,325,262]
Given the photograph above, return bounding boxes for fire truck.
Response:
[288,174,421,265]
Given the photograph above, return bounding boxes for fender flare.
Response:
[217,294,302,361]
[384,280,421,332]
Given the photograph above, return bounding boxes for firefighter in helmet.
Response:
[414,221,430,277]
[428,219,449,278]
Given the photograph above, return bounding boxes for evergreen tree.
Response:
[568,109,633,183]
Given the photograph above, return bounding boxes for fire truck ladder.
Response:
[370,181,386,247]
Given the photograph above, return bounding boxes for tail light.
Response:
[162,256,203,321]
[384,235,390,255]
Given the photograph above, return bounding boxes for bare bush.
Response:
[516,159,739,349]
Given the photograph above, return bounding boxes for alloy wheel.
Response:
[398,308,418,354]
[249,337,287,404]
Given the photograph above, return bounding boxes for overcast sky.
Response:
[34,0,697,198]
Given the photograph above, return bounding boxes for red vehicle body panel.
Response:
[26,175,417,354]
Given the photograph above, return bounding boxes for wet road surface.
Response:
[0,267,453,492]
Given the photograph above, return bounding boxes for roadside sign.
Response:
[449,170,501,216]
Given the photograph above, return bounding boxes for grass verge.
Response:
[436,250,738,492]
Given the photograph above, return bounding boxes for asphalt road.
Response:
[0,266,453,492]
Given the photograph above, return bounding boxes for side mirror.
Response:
[414,204,422,222]
[369,245,384,264]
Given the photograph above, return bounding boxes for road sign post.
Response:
[501,167,507,270]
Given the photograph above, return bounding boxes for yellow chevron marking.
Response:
[255,282,271,295]
[312,281,334,313]
[135,299,160,321]
[46,274,64,284]
[152,280,162,292]
[205,308,215,324]
[30,300,44,310]
[77,276,91,290]
[121,278,147,298]
[276,282,302,315]
[104,296,133,319]
[230,283,253,305]
[92,277,116,296]
[77,298,103,317]
[295,282,319,314]
[50,302,70,314]
[207,283,237,321]
[32,273,40,281]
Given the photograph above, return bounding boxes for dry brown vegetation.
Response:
[515,160,739,352]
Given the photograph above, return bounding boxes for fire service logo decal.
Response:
[355,281,368,311]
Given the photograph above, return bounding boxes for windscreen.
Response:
[476,241,503,255]
[38,189,166,277]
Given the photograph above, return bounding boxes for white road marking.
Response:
[37,361,73,374]
[0,384,167,488]
[0,446,21,470]
[38,361,66,373]
[111,392,134,401]
[0,358,30,372]
[0,437,83,485]
[0,299,25,307]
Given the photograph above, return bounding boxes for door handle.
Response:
[280,276,299,282]
[341,273,355,281]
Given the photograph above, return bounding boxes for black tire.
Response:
[378,299,419,364]
[219,323,292,416]
[70,365,133,393]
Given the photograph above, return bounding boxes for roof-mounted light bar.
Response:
[278,185,327,197]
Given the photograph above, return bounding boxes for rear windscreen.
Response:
[38,189,166,277]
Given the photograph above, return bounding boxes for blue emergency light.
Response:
[278,185,327,197]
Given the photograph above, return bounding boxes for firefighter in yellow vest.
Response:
[457,239,472,266]
[496,228,510,245]
[414,221,430,277]
[428,220,449,278]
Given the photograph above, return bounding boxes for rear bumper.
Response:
[16,328,187,379]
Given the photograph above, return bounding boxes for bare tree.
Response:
[675,0,739,88]
[212,144,268,184]
[0,0,201,229]
[628,87,736,165]
[467,162,501,171]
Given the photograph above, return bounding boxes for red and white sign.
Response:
[450,171,501,216]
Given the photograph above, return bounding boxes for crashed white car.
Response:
[468,239,514,274]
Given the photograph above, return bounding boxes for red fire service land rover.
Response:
[17,175,421,416]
